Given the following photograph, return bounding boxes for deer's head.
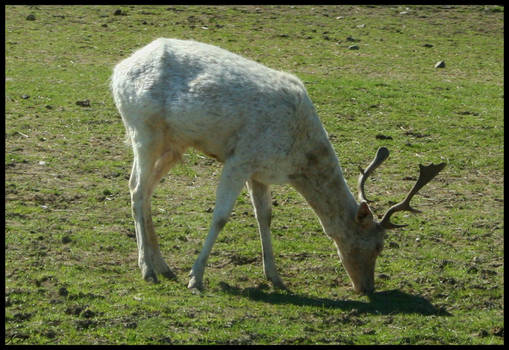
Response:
[337,147,446,295]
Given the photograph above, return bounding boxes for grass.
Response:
[5,5,504,345]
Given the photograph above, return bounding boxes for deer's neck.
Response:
[290,161,358,241]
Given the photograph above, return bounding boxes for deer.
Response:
[111,38,445,295]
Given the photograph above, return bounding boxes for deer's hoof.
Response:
[187,276,203,291]
[273,280,289,291]
[161,269,178,281]
[142,269,159,284]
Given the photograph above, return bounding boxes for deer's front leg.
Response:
[188,160,249,290]
[247,179,287,290]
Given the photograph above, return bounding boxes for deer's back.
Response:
[113,38,307,118]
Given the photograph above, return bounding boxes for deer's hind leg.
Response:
[128,123,183,283]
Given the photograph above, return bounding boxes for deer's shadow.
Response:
[218,282,450,316]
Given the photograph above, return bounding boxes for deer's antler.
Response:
[380,162,446,229]
[358,147,390,202]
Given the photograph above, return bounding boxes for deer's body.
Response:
[113,39,336,182]
[111,38,444,295]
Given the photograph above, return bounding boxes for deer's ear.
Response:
[355,201,374,228]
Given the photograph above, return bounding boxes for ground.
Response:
[5,5,504,344]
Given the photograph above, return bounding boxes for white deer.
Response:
[111,38,445,295]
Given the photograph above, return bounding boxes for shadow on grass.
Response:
[218,282,451,316]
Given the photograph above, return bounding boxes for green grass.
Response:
[5,5,503,345]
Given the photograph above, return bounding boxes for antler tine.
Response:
[358,147,390,202]
[380,162,446,229]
